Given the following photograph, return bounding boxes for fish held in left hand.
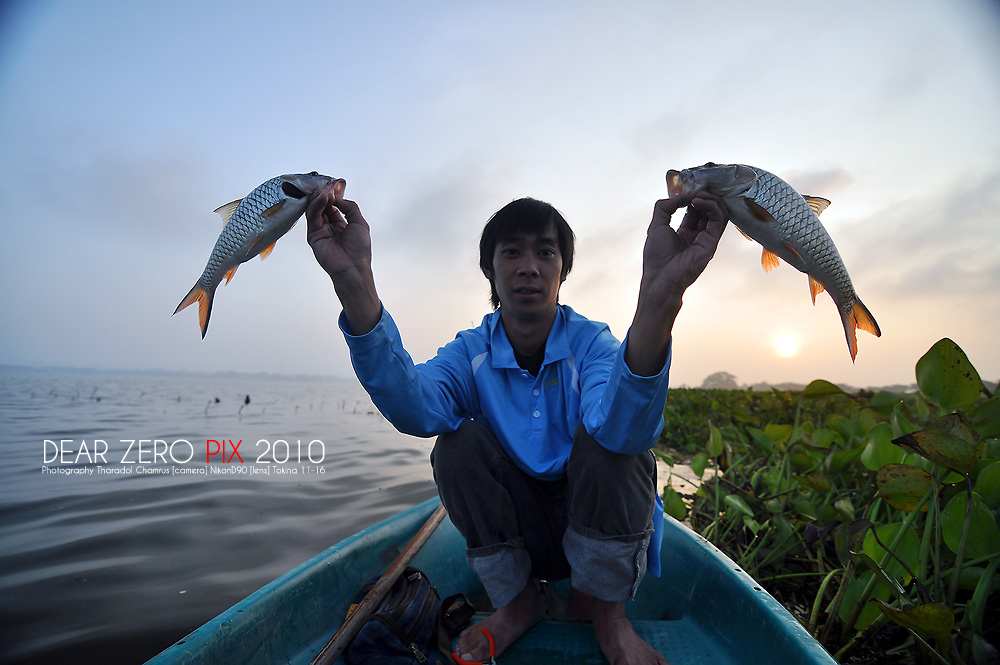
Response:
[174,172,345,337]
[666,162,880,361]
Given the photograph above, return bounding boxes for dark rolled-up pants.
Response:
[430,420,656,608]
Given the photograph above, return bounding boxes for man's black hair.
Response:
[479,197,576,309]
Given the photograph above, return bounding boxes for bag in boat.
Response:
[344,567,474,664]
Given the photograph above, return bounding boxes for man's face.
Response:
[487,223,564,322]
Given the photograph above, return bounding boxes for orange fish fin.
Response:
[804,196,832,216]
[761,248,782,272]
[261,199,287,218]
[224,266,238,284]
[853,299,881,338]
[258,242,277,260]
[746,200,774,223]
[736,226,755,242]
[213,199,242,223]
[333,179,347,197]
[808,275,825,305]
[840,299,881,363]
[173,284,215,338]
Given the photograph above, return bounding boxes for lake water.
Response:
[0,367,439,664]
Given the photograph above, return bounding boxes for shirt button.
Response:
[533,389,540,396]
[533,410,541,418]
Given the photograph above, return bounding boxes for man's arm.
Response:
[305,185,382,335]
[624,195,728,376]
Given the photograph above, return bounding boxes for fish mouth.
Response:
[666,170,686,199]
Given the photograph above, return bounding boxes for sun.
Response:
[772,332,802,358]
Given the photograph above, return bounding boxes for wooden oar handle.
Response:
[310,504,448,665]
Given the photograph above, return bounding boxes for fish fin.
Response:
[804,196,832,216]
[853,299,881,338]
[839,298,881,362]
[333,178,347,196]
[261,199,287,218]
[762,248,782,272]
[746,199,774,223]
[213,199,242,223]
[809,275,826,305]
[736,226,755,242]
[258,242,277,260]
[173,283,214,339]
[224,266,238,284]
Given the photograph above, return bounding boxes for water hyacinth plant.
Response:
[657,338,999,664]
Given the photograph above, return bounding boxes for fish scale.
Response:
[199,178,283,289]
[665,162,880,361]
[174,172,341,338]
[746,168,855,306]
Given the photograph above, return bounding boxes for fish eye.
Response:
[309,171,318,176]
[703,162,717,167]
[282,182,307,198]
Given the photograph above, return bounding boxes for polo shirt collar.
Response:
[486,306,574,370]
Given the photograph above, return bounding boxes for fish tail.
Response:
[840,298,881,362]
[173,283,214,338]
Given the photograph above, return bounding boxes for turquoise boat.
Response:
[145,497,836,664]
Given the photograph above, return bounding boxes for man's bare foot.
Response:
[455,582,546,661]
[592,598,669,665]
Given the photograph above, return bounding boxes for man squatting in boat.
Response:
[305,185,729,665]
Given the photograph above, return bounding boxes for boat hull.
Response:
[146,498,836,664]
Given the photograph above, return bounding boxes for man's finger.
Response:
[332,198,369,231]
[650,197,684,229]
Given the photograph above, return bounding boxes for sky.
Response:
[0,0,998,390]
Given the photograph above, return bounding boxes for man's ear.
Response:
[482,268,494,280]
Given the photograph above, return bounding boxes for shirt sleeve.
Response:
[581,331,671,456]
[340,307,474,438]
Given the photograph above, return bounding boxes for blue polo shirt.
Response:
[340,304,669,575]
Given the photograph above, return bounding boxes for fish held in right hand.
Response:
[666,162,880,361]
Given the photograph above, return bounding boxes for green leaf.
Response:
[972,396,1000,440]
[828,448,862,475]
[794,499,818,521]
[747,427,773,454]
[809,428,840,449]
[691,452,709,478]
[804,379,844,398]
[652,448,675,466]
[724,494,754,518]
[863,523,921,583]
[941,491,1000,559]
[869,391,903,417]
[973,461,1000,510]
[663,485,688,521]
[764,424,794,446]
[742,515,763,535]
[870,600,954,644]
[854,552,907,597]
[706,423,724,457]
[892,413,978,474]
[834,496,856,521]
[794,472,831,493]
[915,338,983,410]
[967,557,1000,635]
[839,572,890,630]
[876,464,934,512]
[861,423,906,471]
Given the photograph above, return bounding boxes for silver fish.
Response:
[666,163,880,361]
[174,172,344,337]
